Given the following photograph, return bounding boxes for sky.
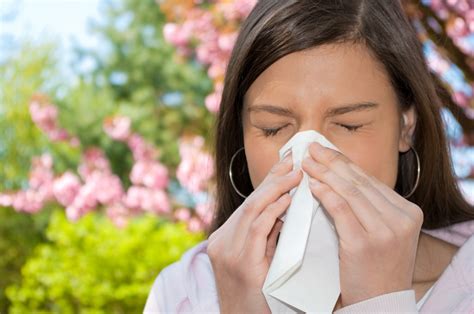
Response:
[0,0,102,75]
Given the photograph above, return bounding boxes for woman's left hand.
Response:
[301,142,424,308]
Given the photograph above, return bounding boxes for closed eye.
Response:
[337,123,363,132]
[261,124,289,137]
[262,123,363,136]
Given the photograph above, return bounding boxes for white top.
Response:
[416,284,435,310]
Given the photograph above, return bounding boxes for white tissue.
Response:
[262,130,341,313]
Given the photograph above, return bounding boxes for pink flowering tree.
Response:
[160,0,257,113]
[0,0,222,232]
[0,93,215,231]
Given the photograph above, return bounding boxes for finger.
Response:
[347,163,422,221]
[224,152,294,229]
[308,143,407,224]
[309,179,365,241]
[266,219,283,260]
[241,193,291,264]
[227,168,302,255]
[303,157,385,233]
[238,168,302,222]
[309,142,419,219]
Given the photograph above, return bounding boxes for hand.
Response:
[301,142,423,307]
[207,153,302,314]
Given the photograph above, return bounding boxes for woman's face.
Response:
[242,43,417,190]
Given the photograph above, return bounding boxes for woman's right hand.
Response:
[207,153,302,314]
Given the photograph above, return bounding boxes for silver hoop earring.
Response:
[402,145,421,199]
[229,147,248,199]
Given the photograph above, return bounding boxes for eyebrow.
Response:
[247,104,294,117]
[325,102,379,117]
[248,102,379,117]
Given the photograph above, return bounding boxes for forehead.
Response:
[244,43,395,109]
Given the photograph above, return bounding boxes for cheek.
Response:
[244,142,280,189]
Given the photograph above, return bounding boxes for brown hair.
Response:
[209,0,474,234]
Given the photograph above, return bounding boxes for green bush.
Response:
[6,210,204,313]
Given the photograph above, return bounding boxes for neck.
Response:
[412,231,459,284]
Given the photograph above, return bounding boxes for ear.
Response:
[398,106,417,153]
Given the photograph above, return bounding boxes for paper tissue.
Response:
[262,130,341,313]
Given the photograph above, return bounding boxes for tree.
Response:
[0,41,63,313]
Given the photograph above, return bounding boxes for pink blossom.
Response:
[187,217,204,232]
[205,90,222,113]
[29,99,58,132]
[123,186,170,214]
[205,84,223,112]
[65,181,99,220]
[93,172,124,205]
[458,180,474,205]
[174,207,191,222]
[217,32,238,53]
[27,154,55,202]
[0,194,13,207]
[177,136,214,193]
[65,205,82,221]
[148,189,171,214]
[216,0,256,21]
[12,190,44,213]
[29,94,73,143]
[78,147,111,180]
[127,133,158,161]
[48,129,71,142]
[447,17,469,38]
[427,53,450,74]
[160,2,256,114]
[53,171,81,207]
[207,60,226,80]
[70,137,81,147]
[123,186,144,210]
[453,91,469,108]
[103,116,132,141]
[195,201,214,225]
[106,203,130,228]
[163,23,192,48]
[466,10,474,32]
[130,160,169,190]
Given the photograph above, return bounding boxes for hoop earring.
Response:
[402,145,421,199]
[229,147,248,199]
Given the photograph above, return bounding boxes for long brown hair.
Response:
[209,0,474,234]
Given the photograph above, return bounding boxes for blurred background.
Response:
[0,0,472,312]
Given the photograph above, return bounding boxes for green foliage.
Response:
[0,206,53,313]
[74,0,215,167]
[6,210,204,313]
[0,41,60,191]
[0,41,72,313]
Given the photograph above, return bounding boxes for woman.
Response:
[145,1,474,312]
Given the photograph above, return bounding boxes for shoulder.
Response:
[143,240,220,313]
[450,232,474,288]
[422,219,474,247]
[420,229,474,312]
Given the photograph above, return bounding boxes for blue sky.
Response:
[0,0,102,75]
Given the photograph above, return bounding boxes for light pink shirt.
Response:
[144,220,474,313]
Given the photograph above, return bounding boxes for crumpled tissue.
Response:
[262,130,341,313]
